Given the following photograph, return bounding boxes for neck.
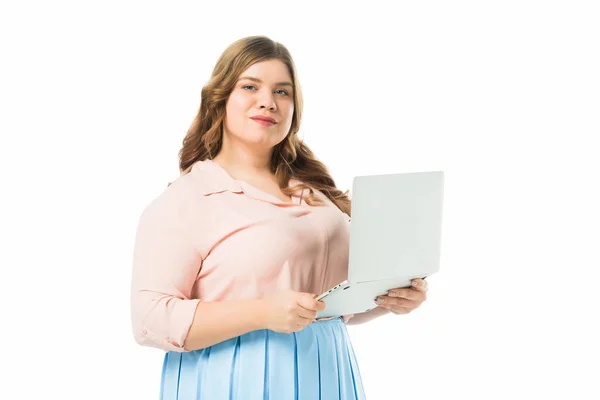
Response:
[213,137,274,179]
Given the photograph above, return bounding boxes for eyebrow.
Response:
[238,76,293,87]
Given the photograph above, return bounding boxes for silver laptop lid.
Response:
[348,171,444,283]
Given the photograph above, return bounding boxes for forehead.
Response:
[238,59,292,84]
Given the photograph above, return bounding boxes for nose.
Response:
[258,90,277,111]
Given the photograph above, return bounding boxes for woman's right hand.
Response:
[258,290,326,334]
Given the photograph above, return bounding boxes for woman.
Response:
[131,35,428,399]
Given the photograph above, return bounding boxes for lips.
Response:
[250,116,277,124]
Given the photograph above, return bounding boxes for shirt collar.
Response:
[190,159,244,195]
[190,159,305,205]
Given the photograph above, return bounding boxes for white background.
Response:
[1,1,599,399]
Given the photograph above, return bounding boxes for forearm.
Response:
[346,306,390,325]
[183,298,266,351]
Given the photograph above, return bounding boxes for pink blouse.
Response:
[130,159,353,352]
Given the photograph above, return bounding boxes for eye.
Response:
[242,85,257,91]
[275,89,289,96]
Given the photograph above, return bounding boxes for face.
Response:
[223,59,295,153]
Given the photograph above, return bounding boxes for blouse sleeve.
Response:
[130,184,202,352]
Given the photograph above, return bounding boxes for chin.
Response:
[243,132,285,147]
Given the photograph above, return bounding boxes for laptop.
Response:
[315,170,445,319]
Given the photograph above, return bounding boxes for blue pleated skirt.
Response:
[160,317,366,399]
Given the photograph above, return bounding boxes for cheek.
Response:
[281,103,295,129]
[225,96,250,128]
[283,101,294,117]
[226,94,247,115]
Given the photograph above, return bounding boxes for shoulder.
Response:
[139,170,204,225]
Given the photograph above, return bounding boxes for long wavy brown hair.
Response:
[178,36,351,216]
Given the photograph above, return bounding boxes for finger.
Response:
[388,306,413,315]
[298,293,320,311]
[376,297,416,315]
[410,278,428,292]
[296,315,313,327]
[387,288,425,301]
[376,295,419,309]
[316,300,326,312]
[310,294,327,311]
[296,306,318,320]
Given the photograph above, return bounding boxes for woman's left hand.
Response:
[375,278,428,314]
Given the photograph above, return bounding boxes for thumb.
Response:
[316,300,326,312]
[306,293,326,311]
[309,293,326,310]
[298,293,319,310]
